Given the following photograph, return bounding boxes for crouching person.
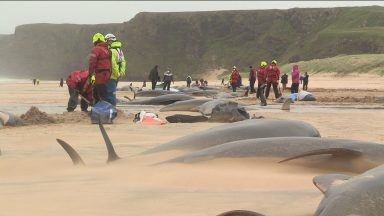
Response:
[66,70,94,112]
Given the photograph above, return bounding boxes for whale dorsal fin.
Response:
[56,139,85,166]
[278,148,362,163]
[313,173,351,194]
[217,209,265,216]
[124,96,132,101]
[281,98,291,110]
[98,119,120,163]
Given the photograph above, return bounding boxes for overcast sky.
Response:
[1,1,384,34]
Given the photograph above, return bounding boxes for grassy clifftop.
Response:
[2,6,384,79]
[280,54,384,75]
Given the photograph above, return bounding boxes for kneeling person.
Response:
[66,70,93,112]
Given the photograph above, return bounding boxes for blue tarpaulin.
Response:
[91,101,117,124]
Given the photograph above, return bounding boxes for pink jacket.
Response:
[292,65,300,84]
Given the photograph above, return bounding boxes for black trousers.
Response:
[67,87,88,112]
[187,81,191,88]
[163,81,171,91]
[94,84,107,104]
[291,83,299,93]
[249,77,256,93]
[231,84,237,92]
[256,83,264,98]
[258,84,267,106]
[265,82,280,99]
[151,80,157,90]
[303,82,308,90]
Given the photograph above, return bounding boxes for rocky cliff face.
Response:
[1,6,384,80]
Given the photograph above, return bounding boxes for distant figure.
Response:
[221,78,225,85]
[142,80,147,88]
[186,75,192,88]
[249,66,257,93]
[281,73,288,91]
[59,78,64,87]
[204,80,208,86]
[148,65,160,90]
[265,60,281,99]
[291,64,300,93]
[300,75,304,84]
[33,79,36,86]
[162,67,174,91]
[36,79,40,85]
[199,78,204,86]
[303,72,309,90]
[195,80,199,86]
[237,73,242,87]
[230,66,240,92]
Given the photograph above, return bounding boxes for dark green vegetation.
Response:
[1,6,384,80]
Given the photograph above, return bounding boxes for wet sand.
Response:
[0,74,383,216]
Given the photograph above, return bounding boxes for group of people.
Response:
[229,60,310,103]
[148,65,208,91]
[32,78,40,85]
[148,65,175,91]
[66,33,126,112]
[281,69,309,92]
[65,33,311,112]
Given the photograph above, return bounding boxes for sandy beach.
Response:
[1,73,384,216]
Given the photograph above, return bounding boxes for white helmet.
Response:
[105,33,116,41]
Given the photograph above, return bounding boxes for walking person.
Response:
[148,65,160,90]
[186,75,192,88]
[162,67,174,91]
[249,66,257,93]
[256,61,268,106]
[230,66,240,92]
[86,33,111,104]
[265,60,281,99]
[59,78,64,87]
[303,72,309,90]
[291,64,300,94]
[105,33,126,106]
[256,61,268,99]
[281,73,288,91]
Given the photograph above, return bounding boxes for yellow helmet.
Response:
[90,75,96,85]
[271,60,277,65]
[92,33,106,44]
[260,61,267,67]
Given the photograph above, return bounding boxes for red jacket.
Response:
[66,70,89,89]
[66,70,93,101]
[230,70,240,84]
[266,64,280,83]
[257,67,267,84]
[249,68,257,79]
[88,42,111,84]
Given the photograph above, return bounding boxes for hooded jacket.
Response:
[266,64,280,83]
[88,42,111,84]
[109,41,126,80]
[292,65,300,84]
[163,70,173,82]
